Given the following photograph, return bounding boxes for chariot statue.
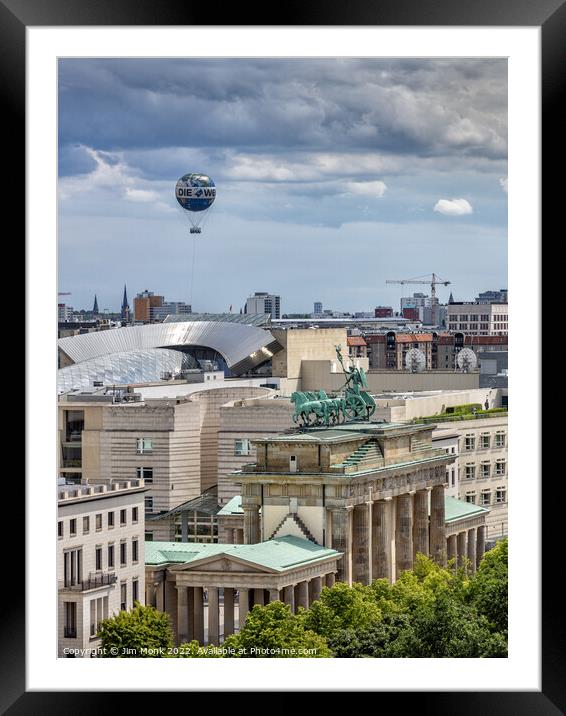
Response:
[290,345,376,428]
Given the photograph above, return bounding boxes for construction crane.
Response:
[385,273,450,305]
[58,292,72,296]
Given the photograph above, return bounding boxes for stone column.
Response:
[253,588,265,607]
[207,587,219,645]
[395,493,413,576]
[430,484,447,566]
[447,534,458,564]
[146,581,157,608]
[164,580,178,642]
[467,528,477,573]
[238,588,249,628]
[296,581,309,610]
[309,576,323,603]
[176,586,189,644]
[187,586,194,641]
[413,489,430,560]
[330,508,351,584]
[224,588,235,638]
[325,572,336,588]
[269,589,280,603]
[231,529,239,544]
[372,499,392,581]
[476,525,486,569]
[243,505,260,544]
[283,585,295,613]
[193,587,204,644]
[457,531,467,570]
[155,579,165,612]
[352,502,371,585]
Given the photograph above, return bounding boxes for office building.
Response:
[245,292,281,319]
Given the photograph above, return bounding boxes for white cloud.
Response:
[344,181,387,198]
[433,198,473,216]
[124,187,159,203]
[499,177,508,193]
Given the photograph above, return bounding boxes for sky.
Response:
[58,58,508,314]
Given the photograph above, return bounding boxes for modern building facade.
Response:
[245,292,281,319]
[133,290,164,323]
[58,479,146,657]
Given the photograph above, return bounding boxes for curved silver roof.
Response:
[58,321,282,376]
[57,348,198,393]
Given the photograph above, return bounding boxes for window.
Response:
[95,546,102,571]
[480,491,491,506]
[63,548,82,587]
[120,542,127,567]
[465,492,476,504]
[464,434,475,451]
[480,433,490,449]
[234,439,251,456]
[120,583,127,611]
[132,539,139,563]
[464,464,476,480]
[108,544,115,569]
[82,516,89,534]
[64,601,77,638]
[120,509,127,526]
[480,462,491,479]
[89,597,106,638]
[58,521,63,538]
[496,487,507,504]
[95,514,102,531]
[136,466,153,483]
[145,496,154,512]
[133,578,139,604]
[132,507,138,524]
[495,431,506,448]
[460,315,469,322]
[470,314,479,322]
[495,460,506,476]
[136,437,153,454]
[480,323,489,330]
[481,314,489,321]
[145,532,154,542]
[108,511,114,528]
[69,519,77,536]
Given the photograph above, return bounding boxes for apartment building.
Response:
[58,480,146,657]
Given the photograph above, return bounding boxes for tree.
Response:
[468,538,508,633]
[300,582,382,640]
[97,602,174,657]
[222,601,331,658]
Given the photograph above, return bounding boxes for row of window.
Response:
[447,314,492,322]
[62,539,140,588]
[465,488,506,506]
[464,461,507,479]
[464,432,506,451]
[58,507,139,538]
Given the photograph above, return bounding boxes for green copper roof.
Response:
[217,495,244,515]
[444,496,489,523]
[145,535,340,570]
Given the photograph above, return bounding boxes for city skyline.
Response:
[58,58,508,313]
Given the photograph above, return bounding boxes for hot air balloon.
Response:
[175,172,216,234]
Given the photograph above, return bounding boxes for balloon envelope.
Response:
[175,173,216,212]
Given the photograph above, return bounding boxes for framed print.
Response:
[7,0,559,709]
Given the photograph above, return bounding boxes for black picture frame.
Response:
[10,0,558,709]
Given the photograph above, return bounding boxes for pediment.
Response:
[172,553,276,574]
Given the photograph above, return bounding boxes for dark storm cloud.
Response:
[58,58,507,160]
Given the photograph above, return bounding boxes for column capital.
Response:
[408,489,416,496]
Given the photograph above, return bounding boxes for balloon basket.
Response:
[190,227,202,234]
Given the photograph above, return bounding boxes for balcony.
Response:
[60,572,117,592]
[61,459,82,468]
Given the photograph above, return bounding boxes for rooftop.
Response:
[445,496,489,523]
[145,535,341,571]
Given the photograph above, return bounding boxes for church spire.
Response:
[121,284,130,321]
[92,294,99,314]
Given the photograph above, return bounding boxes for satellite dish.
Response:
[456,347,478,373]
[405,348,426,373]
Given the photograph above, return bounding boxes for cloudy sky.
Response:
[58,58,507,314]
